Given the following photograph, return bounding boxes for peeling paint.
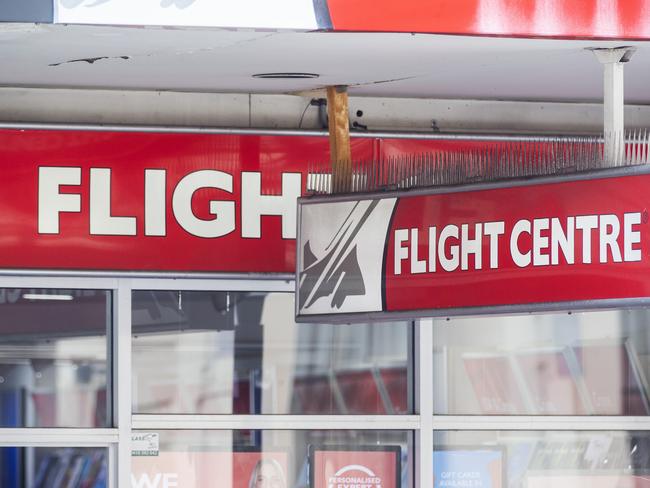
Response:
[49,55,130,67]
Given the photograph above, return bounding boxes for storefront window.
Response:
[132,291,411,414]
[0,446,107,488]
[433,309,650,415]
[434,430,650,488]
[132,430,411,488]
[0,289,110,427]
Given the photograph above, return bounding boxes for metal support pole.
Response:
[603,60,624,148]
[590,46,636,164]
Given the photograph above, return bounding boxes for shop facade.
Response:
[2,1,650,487]
[0,126,418,488]
[0,125,650,488]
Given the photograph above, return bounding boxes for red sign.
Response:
[309,446,401,488]
[0,129,376,273]
[326,0,650,39]
[131,451,288,488]
[53,0,650,40]
[1,129,505,274]
[297,171,650,320]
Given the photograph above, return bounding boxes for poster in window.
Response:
[514,348,587,415]
[527,475,650,487]
[433,447,505,488]
[131,449,288,488]
[572,341,650,415]
[309,445,401,488]
[462,353,527,414]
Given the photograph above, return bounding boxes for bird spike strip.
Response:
[306,130,650,195]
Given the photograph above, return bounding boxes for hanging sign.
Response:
[296,169,650,321]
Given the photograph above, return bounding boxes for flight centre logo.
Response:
[327,464,383,488]
[298,198,397,316]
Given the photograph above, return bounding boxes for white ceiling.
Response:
[1,23,649,103]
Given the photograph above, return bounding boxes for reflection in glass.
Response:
[132,430,411,488]
[0,289,110,428]
[435,431,650,488]
[433,309,650,415]
[132,291,411,415]
[0,446,107,488]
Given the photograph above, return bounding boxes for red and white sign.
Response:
[54,0,650,39]
[309,446,400,488]
[131,451,288,488]
[0,129,377,273]
[0,129,499,274]
[297,171,650,320]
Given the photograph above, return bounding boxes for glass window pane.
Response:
[434,309,650,415]
[132,430,411,488]
[434,430,650,488]
[132,290,411,414]
[0,289,110,427]
[0,446,107,487]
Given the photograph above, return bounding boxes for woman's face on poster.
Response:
[255,462,285,488]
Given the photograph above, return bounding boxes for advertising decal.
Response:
[297,170,650,321]
[131,433,160,457]
[53,0,650,39]
[309,445,401,488]
[433,447,505,488]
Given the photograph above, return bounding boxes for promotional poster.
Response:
[433,448,505,488]
[131,451,288,488]
[309,445,401,488]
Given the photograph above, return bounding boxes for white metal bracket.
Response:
[588,46,636,164]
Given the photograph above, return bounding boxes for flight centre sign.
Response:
[296,170,650,321]
[0,129,374,273]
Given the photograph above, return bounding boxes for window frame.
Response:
[0,273,419,488]
[0,276,119,487]
[8,273,650,488]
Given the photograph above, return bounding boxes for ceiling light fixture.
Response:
[23,294,74,301]
[252,72,319,79]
